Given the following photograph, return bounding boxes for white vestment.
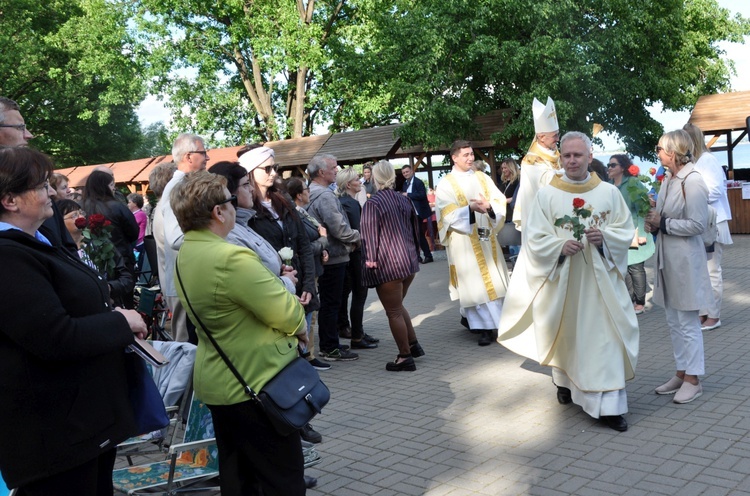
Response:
[436,168,509,330]
[513,138,561,234]
[498,173,639,418]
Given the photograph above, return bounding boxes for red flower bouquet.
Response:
[78,214,117,278]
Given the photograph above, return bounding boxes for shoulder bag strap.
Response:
[175,257,258,400]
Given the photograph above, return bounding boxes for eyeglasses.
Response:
[215,195,238,210]
[654,146,664,153]
[0,123,27,132]
[607,163,619,168]
[262,164,279,174]
[64,210,85,220]
[189,150,208,156]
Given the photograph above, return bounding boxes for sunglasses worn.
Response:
[607,163,619,168]
[262,164,279,174]
[215,195,238,210]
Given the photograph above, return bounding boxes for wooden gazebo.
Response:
[688,90,750,173]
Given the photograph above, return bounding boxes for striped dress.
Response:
[360,188,421,287]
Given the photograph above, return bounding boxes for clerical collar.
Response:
[451,167,475,177]
[561,172,591,184]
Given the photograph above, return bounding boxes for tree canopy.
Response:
[0,0,148,166]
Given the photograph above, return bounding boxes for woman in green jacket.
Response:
[608,154,656,314]
[172,170,308,496]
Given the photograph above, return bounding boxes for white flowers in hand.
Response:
[278,247,294,264]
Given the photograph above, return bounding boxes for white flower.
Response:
[278,247,294,264]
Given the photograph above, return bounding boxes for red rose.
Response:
[628,165,640,176]
[572,198,585,209]
[656,174,665,182]
[74,217,88,229]
[103,220,112,227]
[649,167,656,175]
[88,214,106,228]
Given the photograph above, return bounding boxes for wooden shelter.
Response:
[57,109,515,194]
[688,90,750,234]
[688,90,750,172]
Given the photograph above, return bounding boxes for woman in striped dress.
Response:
[361,160,423,371]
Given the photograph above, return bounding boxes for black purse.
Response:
[175,260,330,436]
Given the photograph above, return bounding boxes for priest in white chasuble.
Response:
[498,131,639,432]
[436,140,510,347]
[513,96,562,235]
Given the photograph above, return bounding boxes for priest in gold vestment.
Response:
[498,132,639,432]
[436,140,510,346]
[513,96,561,235]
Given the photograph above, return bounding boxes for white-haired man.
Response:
[156,133,209,343]
[498,131,638,432]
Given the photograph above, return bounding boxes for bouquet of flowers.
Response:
[75,214,117,278]
[278,247,294,265]
[554,198,610,263]
[626,165,664,219]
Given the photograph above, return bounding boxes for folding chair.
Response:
[113,394,219,495]
[117,342,196,464]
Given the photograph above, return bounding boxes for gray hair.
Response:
[307,154,337,179]
[335,167,359,197]
[0,98,20,125]
[172,133,205,164]
[559,131,592,152]
[148,161,177,198]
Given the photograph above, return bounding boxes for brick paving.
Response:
[306,235,750,495]
[116,236,750,495]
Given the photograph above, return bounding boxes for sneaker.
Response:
[673,381,702,404]
[308,358,331,371]
[321,348,359,361]
[655,375,683,395]
[362,333,380,343]
[300,423,322,443]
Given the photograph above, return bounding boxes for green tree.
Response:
[0,0,146,166]
[133,122,172,159]
[130,0,351,144]
[338,0,749,158]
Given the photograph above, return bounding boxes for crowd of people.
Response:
[0,90,735,495]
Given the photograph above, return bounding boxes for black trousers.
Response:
[317,262,347,352]
[418,217,432,259]
[337,250,369,339]
[16,448,117,496]
[208,400,305,496]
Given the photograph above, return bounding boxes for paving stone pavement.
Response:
[306,235,750,496]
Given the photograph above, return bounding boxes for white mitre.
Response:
[532,97,559,134]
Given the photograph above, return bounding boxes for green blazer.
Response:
[175,229,306,405]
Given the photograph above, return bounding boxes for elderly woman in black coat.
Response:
[0,147,146,495]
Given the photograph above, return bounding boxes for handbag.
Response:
[125,352,170,434]
[175,259,330,437]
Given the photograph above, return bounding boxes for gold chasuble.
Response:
[498,174,639,394]
[436,169,509,324]
[513,139,561,232]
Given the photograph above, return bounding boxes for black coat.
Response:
[0,229,137,488]
[247,205,319,312]
[402,177,432,220]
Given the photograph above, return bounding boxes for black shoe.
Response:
[386,355,416,371]
[351,339,378,349]
[410,341,425,358]
[363,333,380,343]
[308,358,331,371]
[421,256,434,264]
[557,386,572,405]
[602,415,628,432]
[338,326,352,339]
[460,316,470,329]
[304,475,318,489]
[321,348,359,361]
[478,330,493,346]
[300,423,322,443]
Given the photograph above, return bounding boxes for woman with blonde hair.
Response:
[335,167,376,350]
[361,160,423,371]
[683,123,732,331]
[645,129,711,404]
